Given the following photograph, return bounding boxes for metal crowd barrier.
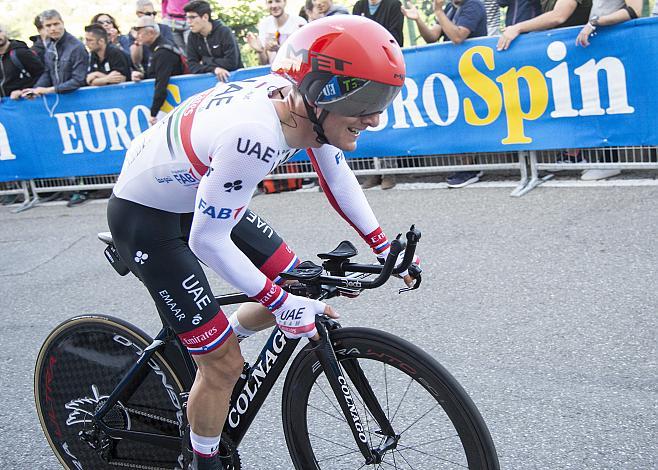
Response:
[271,150,530,194]
[5,146,658,212]
[519,146,658,196]
[0,180,29,203]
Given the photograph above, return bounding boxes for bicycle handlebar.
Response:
[280,225,421,291]
[193,226,420,307]
[337,225,421,277]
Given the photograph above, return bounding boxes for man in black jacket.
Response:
[19,10,88,98]
[84,24,131,86]
[352,0,404,46]
[130,0,176,74]
[0,24,45,99]
[29,15,47,63]
[184,0,243,82]
[131,16,183,125]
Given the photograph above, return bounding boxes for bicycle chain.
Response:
[104,405,184,469]
[108,459,178,470]
[124,405,180,426]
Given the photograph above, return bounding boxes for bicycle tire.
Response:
[281,327,499,469]
[34,315,187,470]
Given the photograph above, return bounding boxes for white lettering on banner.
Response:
[0,123,16,160]
[102,108,132,150]
[391,78,427,130]
[422,73,460,126]
[129,105,151,137]
[55,112,84,154]
[574,58,634,116]
[76,110,107,152]
[55,105,151,155]
[545,41,578,118]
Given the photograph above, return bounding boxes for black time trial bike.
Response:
[34,226,500,469]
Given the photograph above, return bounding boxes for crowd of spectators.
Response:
[0,0,653,205]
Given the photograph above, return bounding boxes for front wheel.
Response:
[281,327,499,469]
[34,315,187,469]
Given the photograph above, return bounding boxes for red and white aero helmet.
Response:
[271,15,405,118]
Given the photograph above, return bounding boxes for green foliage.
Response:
[208,0,267,68]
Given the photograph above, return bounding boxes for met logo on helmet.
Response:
[310,51,351,74]
[277,45,352,75]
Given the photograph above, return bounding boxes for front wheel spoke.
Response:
[376,456,400,469]
[307,403,383,441]
[309,431,360,455]
[397,402,441,435]
[396,434,461,451]
[316,447,365,464]
[393,445,468,468]
[360,387,376,450]
[389,377,415,425]
[308,402,349,424]
[391,448,417,469]
[316,376,347,418]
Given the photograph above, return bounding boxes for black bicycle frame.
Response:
[91,313,395,466]
[91,228,420,463]
[91,306,302,450]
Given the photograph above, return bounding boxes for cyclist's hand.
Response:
[273,294,339,340]
[378,251,421,287]
[403,268,419,287]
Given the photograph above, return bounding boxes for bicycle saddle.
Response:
[317,241,358,261]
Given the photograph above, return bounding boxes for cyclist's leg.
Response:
[108,196,243,464]
[228,209,301,334]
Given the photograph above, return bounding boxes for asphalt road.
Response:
[1,185,656,469]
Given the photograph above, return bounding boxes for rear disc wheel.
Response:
[34,315,186,469]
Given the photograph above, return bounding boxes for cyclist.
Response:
[107,15,412,470]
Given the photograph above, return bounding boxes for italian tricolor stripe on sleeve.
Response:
[254,279,288,311]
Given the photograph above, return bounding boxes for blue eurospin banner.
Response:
[1,18,657,182]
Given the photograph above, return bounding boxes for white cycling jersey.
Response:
[114,73,390,303]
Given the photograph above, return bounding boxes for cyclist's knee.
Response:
[193,335,244,389]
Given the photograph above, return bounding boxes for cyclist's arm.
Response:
[307,145,391,257]
[188,124,288,309]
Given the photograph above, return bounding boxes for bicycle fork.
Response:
[311,320,400,465]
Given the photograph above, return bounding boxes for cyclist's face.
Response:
[322,111,380,152]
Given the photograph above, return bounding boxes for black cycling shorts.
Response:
[107,195,298,355]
